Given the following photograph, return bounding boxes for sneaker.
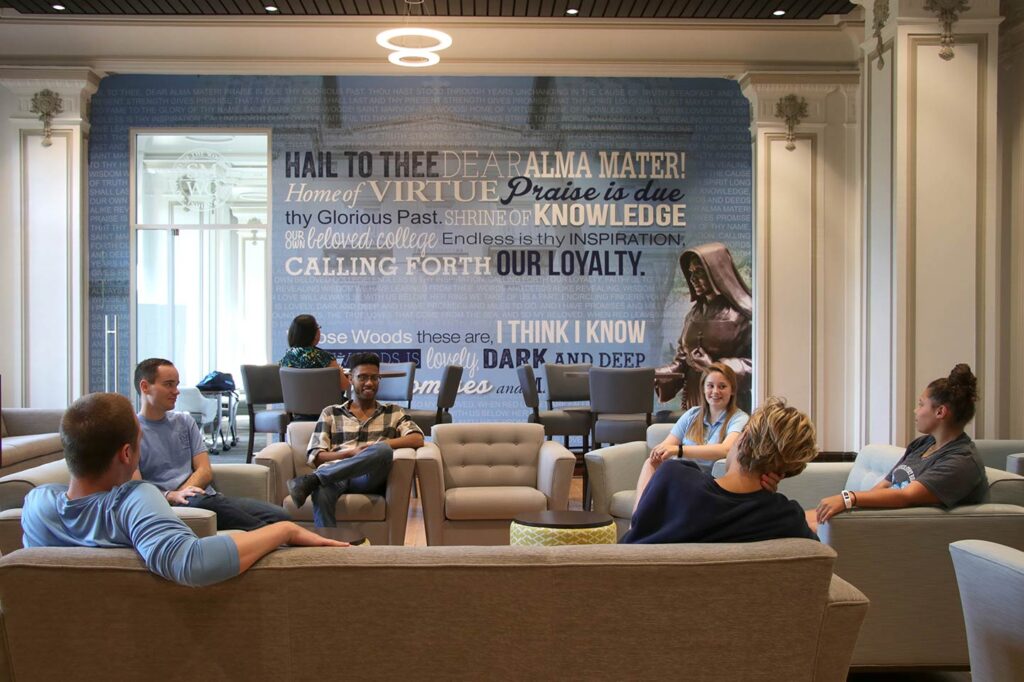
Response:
[287,474,319,508]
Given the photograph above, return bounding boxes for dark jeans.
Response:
[312,443,393,528]
[185,492,291,531]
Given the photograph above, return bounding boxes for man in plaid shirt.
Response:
[287,352,424,527]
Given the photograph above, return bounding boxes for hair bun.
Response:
[947,363,978,402]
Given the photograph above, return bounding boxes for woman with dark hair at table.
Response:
[279,314,350,394]
[811,363,987,532]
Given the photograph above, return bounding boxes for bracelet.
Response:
[841,490,853,510]
[851,491,858,508]
[677,444,683,459]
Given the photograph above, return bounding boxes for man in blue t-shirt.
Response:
[22,392,346,587]
[134,358,290,531]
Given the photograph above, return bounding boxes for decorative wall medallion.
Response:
[173,149,235,212]
[774,94,809,151]
[924,0,971,61]
[29,89,64,147]
[873,0,891,70]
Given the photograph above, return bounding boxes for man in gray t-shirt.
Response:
[135,358,290,531]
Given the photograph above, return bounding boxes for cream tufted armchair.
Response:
[416,422,576,545]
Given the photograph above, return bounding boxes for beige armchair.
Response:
[0,458,274,554]
[253,421,415,545]
[1,408,65,476]
[416,422,576,545]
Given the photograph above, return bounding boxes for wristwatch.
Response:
[841,489,854,510]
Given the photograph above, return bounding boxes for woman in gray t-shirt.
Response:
[811,363,987,530]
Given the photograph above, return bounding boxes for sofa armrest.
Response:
[253,442,296,506]
[172,506,218,538]
[584,442,648,516]
[986,466,1024,505]
[210,463,272,503]
[0,460,71,511]
[819,503,1024,668]
[384,448,416,545]
[1008,453,1024,476]
[2,409,64,437]
[815,574,870,682]
[415,443,445,546]
[0,509,25,555]
[537,440,576,511]
[776,462,855,511]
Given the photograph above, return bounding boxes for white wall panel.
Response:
[22,132,72,408]
[764,135,815,417]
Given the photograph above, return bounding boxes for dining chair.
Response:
[588,367,655,449]
[240,364,290,463]
[279,367,346,422]
[407,365,463,435]
[375,362,416,409]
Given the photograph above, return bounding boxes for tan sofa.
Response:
[0,539,868,681]
[0,408,64,476]
[254,421,415,545]
[416,422,576,545]
[0,459,275,554]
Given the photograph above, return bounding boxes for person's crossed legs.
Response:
[288,443,394,527]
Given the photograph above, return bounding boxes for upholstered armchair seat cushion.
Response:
[252,410,289,433]
[609,490,636,520]
[445,486,548,520]
[529,409,590,436]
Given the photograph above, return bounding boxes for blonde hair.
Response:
[685,362,740,444]
[735,397,817,477]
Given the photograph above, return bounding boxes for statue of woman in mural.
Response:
[655,242,753,413]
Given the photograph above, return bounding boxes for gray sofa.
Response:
[974,438,1024,474]
[0,459,275,554]
[0,408,64,476]
[586,428,1024,669]
[0,539,868,681]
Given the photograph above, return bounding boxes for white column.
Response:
[858,0,1001,442]
[740,72,861,451]
[0,68,100,408]
[1001,5,1024,438]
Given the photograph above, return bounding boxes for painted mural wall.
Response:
[88,75,751,421]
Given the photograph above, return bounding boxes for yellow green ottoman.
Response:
[509,511,617,546]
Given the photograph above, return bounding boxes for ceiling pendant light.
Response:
[376,0,452,68]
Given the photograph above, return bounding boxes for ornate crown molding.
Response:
[774,94,810,151]
[29,89,64,147]
[872,0,891,69]
[0,68,101,130]
[923,0,971,61]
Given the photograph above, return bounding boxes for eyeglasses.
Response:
[355,374,381,383]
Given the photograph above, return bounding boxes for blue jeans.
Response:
[311,443,394,527]
[185,493,291,531]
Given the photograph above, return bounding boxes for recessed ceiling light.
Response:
[566,8,578,14]
[52,3,66,9]
[772,9,786,16]
[264,5,278,11]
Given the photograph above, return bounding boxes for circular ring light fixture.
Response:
[376,27,452,68]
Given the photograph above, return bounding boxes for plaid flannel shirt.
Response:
[306,400,423,468]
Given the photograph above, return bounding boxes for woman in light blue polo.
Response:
[633,362,748,513]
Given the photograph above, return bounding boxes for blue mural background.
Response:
[88,75,751,422]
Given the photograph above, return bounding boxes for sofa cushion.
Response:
[845,444,903,491]
[433,423,544,489]
[985,468,1024,506]
[1,434,63,468]
[445,486,547,520]
[283,493,386,522]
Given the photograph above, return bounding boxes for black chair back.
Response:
[279,367,345,419]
